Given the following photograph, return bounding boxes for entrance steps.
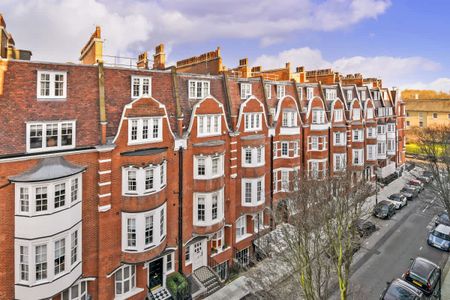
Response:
[193,266,222,297]
[147,286,172,300]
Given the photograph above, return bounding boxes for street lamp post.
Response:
[375,172,378,205]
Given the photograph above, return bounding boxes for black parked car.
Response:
[380,278,425,299]
[435,211,450,227]
[400,186,419,200]
[373,200,396,219]
[355,218,377,237]
[403,257,441,297]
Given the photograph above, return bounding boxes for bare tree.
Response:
[247,170,373,300]
[321,171,373,300]
[416,125,450,214]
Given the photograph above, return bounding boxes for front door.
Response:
[149,258,164,291]
[192,240,206,271]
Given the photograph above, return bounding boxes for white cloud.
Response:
[2,0,391,62]
[253,47,441,89]
[400,78,450,92]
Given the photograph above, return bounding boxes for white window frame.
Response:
[241,147,265,167]
[14,225,81,286]
[311,110,325,124]
[265,84,272,99]
[15,174,82,217]
[352,149,364,166]
[253,211,264,233]
[276,85,285,99]
[308,136,327,151]
[128,117,163,145]
[114,265,137,297]
[241,177,265,207]
[360,90,367,100]
[366,108,374,119]
[366,127,377,139]
[197,114,221,137]
[122,162,167,196]
[367,144,377,161]
[244,113,263,132]
[131,76,152,99]
[26,121,76,153]
[352,129,364,142]
[353,108,361,121]
[240,83,252,99]
[306,87,314,100]
[346,90,352,100]
[333,109,343,122]
[193,189,224,226]
[37,71,67,99]
[235,216,248,242]
[194,154,225,179]
[121,204,167,252]
[61,280,89,300]
[333,132,346,146]
[282,110,297,127]
[334,153,346,172]
[188,80,210,99]
[308,159,327,179]
[325,89,337,101]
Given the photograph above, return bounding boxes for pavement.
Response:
[205,167,450,300]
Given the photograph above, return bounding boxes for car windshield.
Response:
[402,188,412,193]
[410,260,435,283]
[439,213,449,222]
[432,230,450,241]
[385,284,418,300]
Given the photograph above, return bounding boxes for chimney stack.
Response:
[153,44,166,70]
[239,58,248,67]
[137,52,149,69]
[80,26,103,65]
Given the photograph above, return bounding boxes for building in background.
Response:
[0,15,406,300]
[405,99,450,128]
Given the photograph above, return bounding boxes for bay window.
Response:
[308,136,327,151]
[122,204,167,252]
[194,189,224,226]
[241,177,265,206]
[194,154,225,178]
[241,146,264,167]
[367,144,377,161]
[122,161,166,195]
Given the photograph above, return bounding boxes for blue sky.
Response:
[2,0,449,91]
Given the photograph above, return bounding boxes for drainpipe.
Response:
[178,146,184,274]
[270,135,274,230]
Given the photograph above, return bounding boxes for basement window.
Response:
[37,71,67,99]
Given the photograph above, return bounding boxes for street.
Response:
[348,173,449,299]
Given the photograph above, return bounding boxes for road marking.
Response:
[419,246,423,251]
[422,205,430,212]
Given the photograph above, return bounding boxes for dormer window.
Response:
[282,111,297,127]
[307,87,314,100]
[311,110,325,124]
[366,108,374,119]
[325,89,337,101]
[189,80,210,99]
[360,90,367,100]
[264,84,272,99]
[334,109,343,122]
[131,76,152,98]
[197,114,221,137]
[37,71,67,99]
[26,121,75,153]
[128,117,162,144]
[276,85,285,99]
[373,91,380,100]
[346,90,352,100]
[353,108,361,120]
[244,113,263,131]
[240,83,252,99]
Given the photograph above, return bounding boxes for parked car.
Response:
[387,193,407,208]
[403,257,441,297]
[422,171,433,179]
[400,186,418,200]
[355,218,377,237]
[373,200,396,219]
[408,179,424,192]
[435,211,450,227]
[427,224,450,252]
[380,278,425,299]
[406,162,416,171]
[416,175,431,184]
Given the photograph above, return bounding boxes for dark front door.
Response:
[149,258,163,290]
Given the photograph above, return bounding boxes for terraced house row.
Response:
[0,17,406,300]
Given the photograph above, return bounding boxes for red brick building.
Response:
[0,18,406,300]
